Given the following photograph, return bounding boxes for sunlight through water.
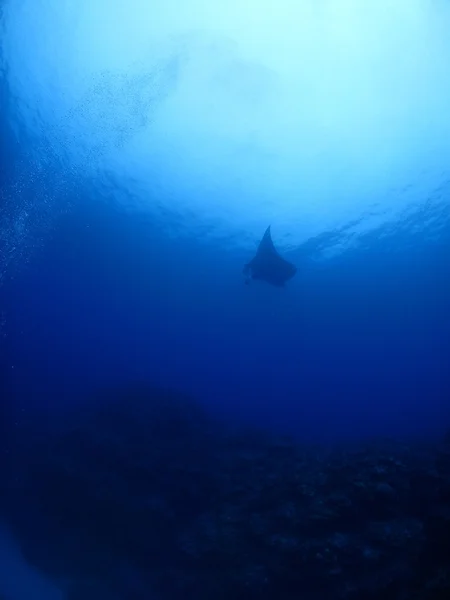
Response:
[2,0,450,251]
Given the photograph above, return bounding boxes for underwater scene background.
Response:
[1,0,450,598]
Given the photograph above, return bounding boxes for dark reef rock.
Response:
[3,384,450,600]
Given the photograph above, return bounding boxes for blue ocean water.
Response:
[1,1,450,599]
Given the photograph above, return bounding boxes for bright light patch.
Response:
[2,0,450,248]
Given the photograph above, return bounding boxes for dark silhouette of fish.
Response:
[243,226,297,287]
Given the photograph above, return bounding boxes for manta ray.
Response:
[243,226,297,287]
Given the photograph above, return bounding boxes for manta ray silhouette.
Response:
[243,226,297,287]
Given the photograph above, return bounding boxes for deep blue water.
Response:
[1,1,450,599]
[3,170,450,442]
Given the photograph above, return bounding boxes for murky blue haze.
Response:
[1,1,450,599]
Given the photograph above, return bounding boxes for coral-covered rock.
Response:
[3,384,450,600]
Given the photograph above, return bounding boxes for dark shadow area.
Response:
[3,382,450,600]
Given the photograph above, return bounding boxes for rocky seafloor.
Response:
[2,384,450,600]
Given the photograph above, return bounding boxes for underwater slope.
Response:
[4,385,450,600]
